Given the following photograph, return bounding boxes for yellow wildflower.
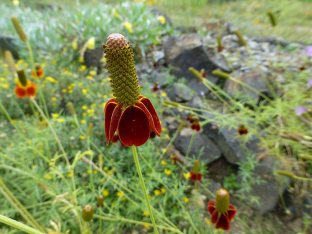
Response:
[154,189,161,196]
[143,211,149,216]
[12,0,19,6]
[161,160,167,166]
[87,37,95,50]
[81,120,86,124]
[113,9,118,18]
[67,172,74,178]
[183,172,191,179]
[80,135,86,140]
[72,39,78,50]
[124,22,133,34]
[102,190,109,197]
[111,202,115,207]
[205,219,211,225]
[117,191,124,197]
[161,92,167,97]
[44,174,52,180]
[164,169,171,176]
[158,15,166,25]
[52,113,59,118]
[161,188,166,193]
[57,118,65,123]
[51,97,56,101]
[183,197,189,203]
[143,223,150,229]
[89,70,96,76]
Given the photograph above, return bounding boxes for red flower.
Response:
[104,95,161,147]
[208,189,237,230]
[190,171,202,182]
[238,125,248,135]
[14,81,37,98]
[151,82,160,92]
[172,156,178,165]
[191,122,200,131]
[31,64,45,79]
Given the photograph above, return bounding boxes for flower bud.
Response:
[215,189,230,214]
[82,204,94,222]
[267,11,277,27]
[189,67,204,82]
[212,70,230,79]
[97,195,104,207]
[193,160,199,174]
[67,102,76,116]
[10,16,28,42]
[4,50,16,73]
[216,36,223,48]
[232,30,246,46]
[277,170,294,178]
[17,68,28,86]
[86,123,94,137]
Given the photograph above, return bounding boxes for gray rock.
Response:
[206,50,232,73]
[251,36,289,47]
[224,69,271,101]
[215,124,262,164]
[187,96,204,110]
[84,47,104,74]
[174,128,221,164]
[163,34,220,94]
[0,36,19,60]
[238,157,290,215]
[167,83,196,102]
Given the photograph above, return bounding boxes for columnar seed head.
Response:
[17,69,28,87]
[82,204,94,222]
[193,160,200,174]
[106,33,128,50]
[103,33,139,106]
[215,188,230,214]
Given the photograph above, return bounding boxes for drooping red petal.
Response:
[207,200,216,215]
[197,173,202,182]
[138,97,161,136]
[15,84,27,98]
[108,105,122,145]
[227,204,237,221]
[26,82,37,97]
[216,213,230,230]
[211,210,219,224]
[190,171,197,182]
[104,98,117,114]
[104,102,118,143]
[118,105,150,146]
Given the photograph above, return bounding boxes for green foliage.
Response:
[223,173,240,190]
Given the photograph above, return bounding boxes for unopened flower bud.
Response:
[67,102,76,116]
[189,67,204,82]
[212,70,230,79]
[97,195,104,207]
[277,170,294,178]
[82,204,94,222]
[267,11,277,27]
[215,188,230,214]
[86,123,94,137]
[17,68,28,87]
[11,16,28,42]
[4,50,16,73]
[232,30,246,46]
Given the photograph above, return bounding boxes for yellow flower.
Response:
[110,158,114,162]
[103,95,107,98]
[161,148,166,153]
[80,136,86,140]
[72,39,78,50]
[82,106,88,110]
[87,37,95,50]
[44,174,52,180]
[164,169,171,176]
[102,190,109,197]
[158,15,166,25]
[154,189,161,196]
[83,112,87,117]
[161,188,166,193]
[255,20,260,25]
[104,167,108,171]
[79,65,87,72]
[52,113,59,118]
[67,172,74,178]
[148,195,152,199]
[161,92,167,97]
[62,89,67,93]
[86,75,93,80]
[89,70,96,76]
[51,97,56,101]
[81,120,86,124]
[183,172,191,180]
[10,143,14,147]
[143,211,149,216]
[183,197,189,203]
[124,22,133,34]
[101,178,104,182]
[254,3,259,8]
[143,223,150,229]
[12,0,19,6]
[205,218,211,225]
[57,118,65,123]
[117,191,124,197]
[161,160,167,166]
[111,202,115,207]
[113,9,118,18]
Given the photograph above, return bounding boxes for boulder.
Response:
[163,33,220,94]
[237,157,290,215]
[167,83,196,102]
[174,128,221,164]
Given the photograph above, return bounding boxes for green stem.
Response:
[132,146,159,234]
[179,130,196,181]
[195,182,203,233]
[0,215,44,234]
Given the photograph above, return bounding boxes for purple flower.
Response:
[306,46,312,56]
[295,106,307,116]
[307,79,312,88]
[200,91,205,96]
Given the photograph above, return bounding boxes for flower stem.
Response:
[0,215,44,234]
[132,145,159,234]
